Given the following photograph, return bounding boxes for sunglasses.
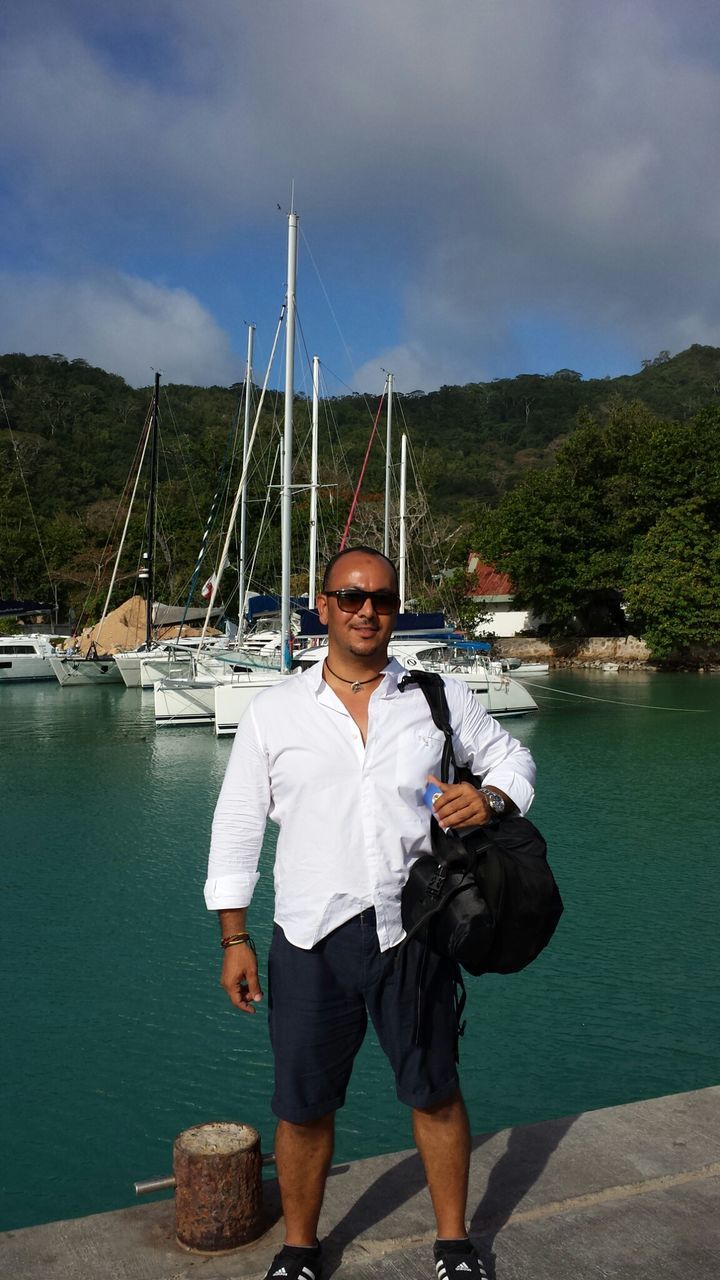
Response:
[324,588,401,615]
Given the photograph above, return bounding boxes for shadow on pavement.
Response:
[469,1113,579,1280]
[323,1112,577,1279]
[323,1136,495,1277]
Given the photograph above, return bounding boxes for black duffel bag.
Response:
[398,671,563,977]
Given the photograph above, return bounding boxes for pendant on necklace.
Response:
[351,681,362,693]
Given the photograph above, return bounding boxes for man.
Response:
[205,546,535,1280]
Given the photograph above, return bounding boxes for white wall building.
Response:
[467,555,541,637]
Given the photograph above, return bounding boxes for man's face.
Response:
[317,553,399,662]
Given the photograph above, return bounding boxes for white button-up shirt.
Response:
[205,657,536,951]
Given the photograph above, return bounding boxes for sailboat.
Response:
[290,430,537,718]
[155,211,300,727]
[50,374,161,687]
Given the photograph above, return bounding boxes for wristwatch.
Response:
[481,787,506,817]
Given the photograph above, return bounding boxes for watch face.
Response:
[485,789,505,813]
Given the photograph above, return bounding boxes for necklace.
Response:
[324,660,385,694]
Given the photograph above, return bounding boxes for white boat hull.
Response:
[50,655,123,686]
[449,670,538,716]
[0,636,57,682]
[214,672,289,735]
[391,643,538,716]
[154,678,218,725]
[504,661,550,677]
[295,640,537,717]
[116,651,194,688]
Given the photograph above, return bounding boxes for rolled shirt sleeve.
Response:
[204,704,271,910]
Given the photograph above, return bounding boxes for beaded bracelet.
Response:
[220,932,255,951]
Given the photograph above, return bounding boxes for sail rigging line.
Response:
[241,444,283,625]
[400,420,468,614]
[316,382,344,563]
[94,407,154,649]
[314,365,351,571]
[520,681,707,712]
[314,366,367,542]
[0,385,55,598]
[221,377,251,533]
[339,385,387,550]
[319,359,384,441]
[175,388,251,639]
[198,301,287,648]
[299,227,360,389]
[174,354,275,641]
[159,386,205,526]
[300,356,384,511]
[71,396,155,637]
[149,406,183,603]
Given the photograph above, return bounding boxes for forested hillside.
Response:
[2,345,720,654]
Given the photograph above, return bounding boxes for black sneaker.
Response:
[434,1239,488,1280]
[264,1244,322,1280]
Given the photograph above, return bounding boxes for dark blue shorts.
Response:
[267,909,461,1123]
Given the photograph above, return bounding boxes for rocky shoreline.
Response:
[494,635,720,673]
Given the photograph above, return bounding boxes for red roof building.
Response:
[465,555,539,636]
[466,555,515,601]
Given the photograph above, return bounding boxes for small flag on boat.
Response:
[201,575,217,600]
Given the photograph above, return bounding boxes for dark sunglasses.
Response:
[324,588,400,615]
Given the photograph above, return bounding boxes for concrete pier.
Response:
[2,1086,719,1280]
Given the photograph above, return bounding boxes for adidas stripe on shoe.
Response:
[263,1245,322,1280]
[434,1240,488,1280]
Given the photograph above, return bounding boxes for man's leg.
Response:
[275,1113,335,1246]
[412,1086,470,1238]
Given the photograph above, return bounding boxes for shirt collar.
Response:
[307,653,406,700]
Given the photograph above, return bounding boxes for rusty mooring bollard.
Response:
[174,1121,264,1253]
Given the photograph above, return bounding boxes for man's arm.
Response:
[218,908,263,1014]
[205,705,271,1012]
[431,680,536,828]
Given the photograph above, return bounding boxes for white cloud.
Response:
[3,2,720,385]
[0,271,238,387]
[352,338,495,396]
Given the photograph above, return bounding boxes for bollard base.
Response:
[174,1121,266,1253]
[175,1222,269,1256]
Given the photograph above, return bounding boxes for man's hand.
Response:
[220,943,264,1014]
[426,774,507,829]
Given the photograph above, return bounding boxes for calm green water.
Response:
[1,671,719,1232]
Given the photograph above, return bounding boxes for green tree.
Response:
[416,567,489,634]
[475,402,720,643]
[624,500,720,658]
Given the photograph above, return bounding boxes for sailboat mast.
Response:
[383,372,393,558]
[146,371,160,650]
[399,432,407,611]
[308,354,320,605]
[280,210,298,674]
[238,324,255,633]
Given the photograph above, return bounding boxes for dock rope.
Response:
[520,680,707,712]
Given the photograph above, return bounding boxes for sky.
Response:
[2,0,720,395]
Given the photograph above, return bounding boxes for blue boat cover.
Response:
[244,593,446,637]
[451,639,492,652]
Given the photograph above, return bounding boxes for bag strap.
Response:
[398,670,458,784]
[398,670,472,870]
[399,868,477,948]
